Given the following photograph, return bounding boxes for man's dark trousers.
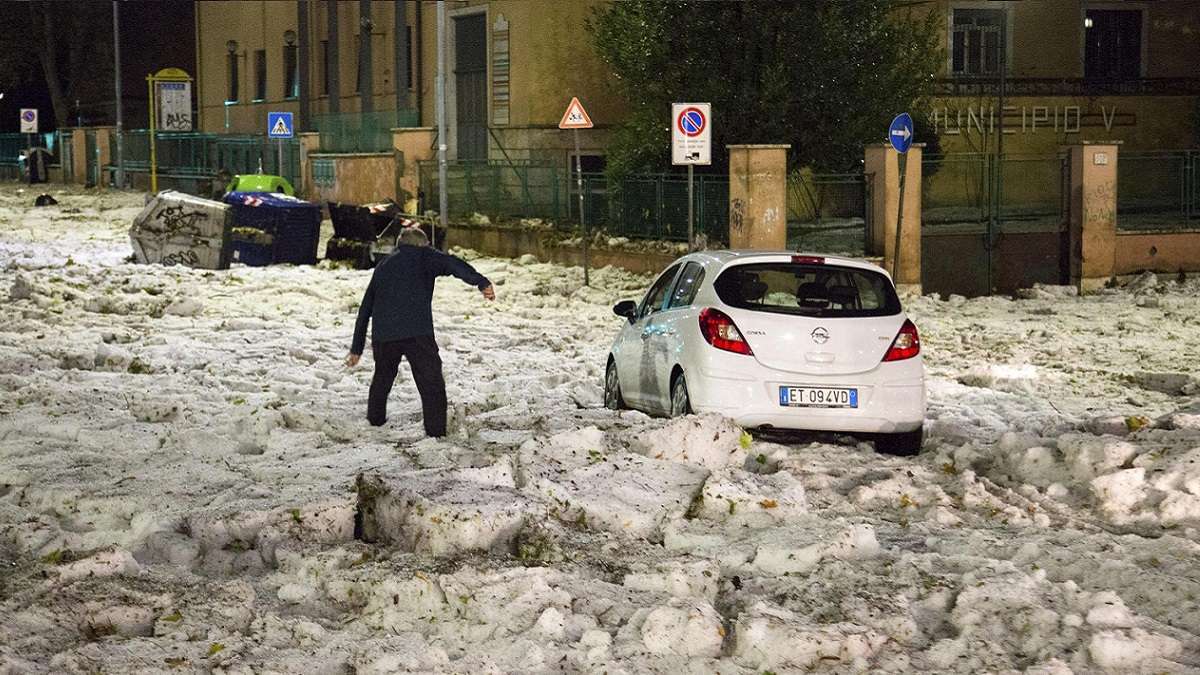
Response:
[367,336,447,436]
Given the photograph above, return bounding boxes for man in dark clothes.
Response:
[345,227,495,436]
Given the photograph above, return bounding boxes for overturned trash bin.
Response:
[326,200,398,269]
[223,192,322,267]
[129,190,233,270]
[369,215,445,265]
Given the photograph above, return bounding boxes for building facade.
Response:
[195,0,624,173]
[923,0,1200,154]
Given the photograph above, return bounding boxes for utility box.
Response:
[129,190,233,270]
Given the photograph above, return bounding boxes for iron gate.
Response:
[921,153,1070,297]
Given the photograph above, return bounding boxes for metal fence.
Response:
[111,130,301,190]
[418,159,563,220]
[1117,150,1200,232]
[0,132,55,181]
[787,171,871,255]
[577,173,729,243]
[419,161,733,243]
[922,153,1066,233]
[313,110,418,153]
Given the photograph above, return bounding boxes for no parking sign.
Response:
[19,109,38,134]
[672,103,711,166]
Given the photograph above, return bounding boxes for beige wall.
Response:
[309,153,396,206]
[196,0,627,169]
[1115,231,1200,275]
[928,1,1200,79]
[196,1,416,133]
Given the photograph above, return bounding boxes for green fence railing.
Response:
[108,130,300,190]
[418,159,562,220]
[420,161,734,243]
[1117,150,1200,232]
[313,109,419,153]
[576,172,730,244]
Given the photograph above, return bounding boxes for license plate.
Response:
[779,386,858,408]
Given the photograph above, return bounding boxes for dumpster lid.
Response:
[225,191,319,209]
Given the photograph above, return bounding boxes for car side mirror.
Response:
[613,300,637,323]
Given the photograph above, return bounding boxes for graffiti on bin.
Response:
[146,204,209,237]
[160,249,201,267]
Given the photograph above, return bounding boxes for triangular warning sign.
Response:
[271,117,291,136]
[558,97,594,130]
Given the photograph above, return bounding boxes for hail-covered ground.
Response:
[1,184,1199,674]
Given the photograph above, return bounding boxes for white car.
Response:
[604,251,925,454]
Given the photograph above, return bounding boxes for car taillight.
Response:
[699,308,754,356]
[792,255,824,265]
[882,319,920,362]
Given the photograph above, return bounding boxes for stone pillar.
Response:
[71,130,87,185]
[92,127,115,182]
[864,143,922,292]
[1066,142,1119,292]
[393,127,436,210]
[727,144,789,249]
[297,131,321,199]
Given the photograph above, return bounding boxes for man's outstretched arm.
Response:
[432,250,496,300]
[346,275,377,365]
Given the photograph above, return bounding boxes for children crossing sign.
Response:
[268,112,294,139]
[558,97,593,129]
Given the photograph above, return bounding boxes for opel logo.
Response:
[810,327,830,344]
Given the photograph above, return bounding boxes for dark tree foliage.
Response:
[589,1,943,177]
[0,1,114,129]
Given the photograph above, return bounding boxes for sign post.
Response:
[559,97,594,285]
[671,103,711,251]
[268,112,294,180]
[888,112,914,280]
[146,68,194,193]
[19,109,37,185]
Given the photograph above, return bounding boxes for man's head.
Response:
[398,226,430,247]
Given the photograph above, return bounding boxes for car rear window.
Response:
[713,262,901,318]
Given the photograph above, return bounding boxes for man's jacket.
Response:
[350,245,490,353]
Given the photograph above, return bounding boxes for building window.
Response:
[951,8,1005,77]
[254,49,267,101]
[226,53,239,102]
[1085,10,1142,80]
[321,40,330,95]
[283,44,299,99]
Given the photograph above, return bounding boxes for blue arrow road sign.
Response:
[889,113,914,154]
[268,112,294,139]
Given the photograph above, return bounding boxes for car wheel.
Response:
[604,359,627,410]
[670,372,692,418]
[875,427,924,456]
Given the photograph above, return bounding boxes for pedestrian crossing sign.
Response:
[268,112,294,139]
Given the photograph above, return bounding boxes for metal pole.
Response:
[989,28,1007,292]
[148,76,158,193]
[436,0,447,244]
[892,151,907,281]
[394,0,409,112]
[359,0,373,114]
[327,0,340,114]
[575,128,588,286]
[277,139,283,177]
[298,0,310,132]
[687,164,694,251]
[113,0,124,189]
